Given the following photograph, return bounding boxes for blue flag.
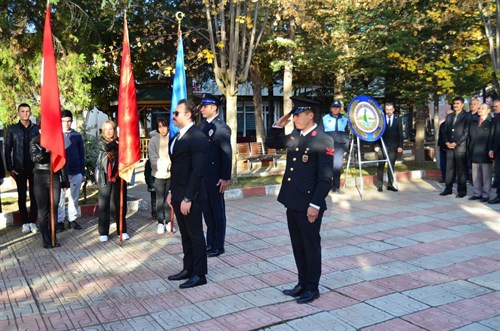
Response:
[169,34,187,138]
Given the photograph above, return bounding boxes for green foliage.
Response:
[79,122,100,184]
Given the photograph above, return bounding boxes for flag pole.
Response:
[50,159,56,247]
[119,178,124,242]
[169,11,184,235]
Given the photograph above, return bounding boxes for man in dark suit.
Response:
[265,102,334,304]
[440,96,471,198]
[167,99,209,289]
[375,103,404,192]
[198,94,232,258]
[488,107,500,204]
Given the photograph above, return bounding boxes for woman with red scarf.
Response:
[96,120,129,242]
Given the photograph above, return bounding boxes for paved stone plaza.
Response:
[0,179,499,330]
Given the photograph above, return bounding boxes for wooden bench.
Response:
[236,142,262,170]
[237,142,286,170]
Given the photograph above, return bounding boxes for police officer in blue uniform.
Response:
[319,100,349,193]
[265,100,334,304]
[198,94,232,257]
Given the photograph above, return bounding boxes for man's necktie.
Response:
[170,133,179,154]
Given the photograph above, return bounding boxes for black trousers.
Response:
[33,171,60,238]
[495,155,500,196]
[98,179,127,235]
[14,169,38,224]
[286,208,323,292]
[332,143,346,190]
[172,199,207,276]
[377,148,397,187]
[202,178,227,250]
[153,177,171,224]
[445,150,467,195]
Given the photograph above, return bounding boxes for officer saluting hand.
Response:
[265,98,334,304]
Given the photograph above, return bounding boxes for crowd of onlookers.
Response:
[438,97,500,204]
[2,105,86,247]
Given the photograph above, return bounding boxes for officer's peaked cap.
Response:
[200,93,220,106]
[290,97,319,115]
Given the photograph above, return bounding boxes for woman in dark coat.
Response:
[30,132,69,248]
[96,120,128,242]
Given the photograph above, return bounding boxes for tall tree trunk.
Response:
[283,17,296,134]
[414,104,426,164]
[249,64,265,143]
[479,0,500,94]
[225,93,238,180]
[334,69,345,102]
[267,83,275,129]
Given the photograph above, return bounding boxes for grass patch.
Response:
[231,175,283,188]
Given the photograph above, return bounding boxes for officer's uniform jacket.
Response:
[265,125,334,212]
[199,115,232,181]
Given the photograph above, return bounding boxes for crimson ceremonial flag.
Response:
[169,33,187,138]
[118,14,140,182]
[40,2,66,173]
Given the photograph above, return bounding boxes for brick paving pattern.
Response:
[0,179,499,330]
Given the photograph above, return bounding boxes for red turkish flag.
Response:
[118,15,140,182]
[40,2,66,173]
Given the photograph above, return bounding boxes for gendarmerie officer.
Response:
[265,101,334,304]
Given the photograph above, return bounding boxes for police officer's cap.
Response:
[331,100,342,108]
[200,93,220,106]
[290,97,319,115]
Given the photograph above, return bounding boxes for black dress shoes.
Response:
[68,221,83,230]
[387,186,398,192]
[296,290,320,304]
[168,270,190,281]
[488,197,500,204]
[207,248,225,257]
[440,190,452,196]
[377,186,383,192]
[56,222,65,233]
[469,196,481,200]
[43,236,61,249]
[456,193,466,198]
[282,284,304,297]
[179,275,207,289]
[481,197,489,203]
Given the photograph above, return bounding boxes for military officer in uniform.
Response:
[198,93,232,257]
[265,101,334,304]
[319,100,350,193]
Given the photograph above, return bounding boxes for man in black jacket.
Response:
[375,103,404,192]
[440,97,471,198]
[167,99,209,289]
[265,103,334,304]
[488,107,500,204]
[468,103,494,202]
[198,94,232,257]
[4,104,39,234]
